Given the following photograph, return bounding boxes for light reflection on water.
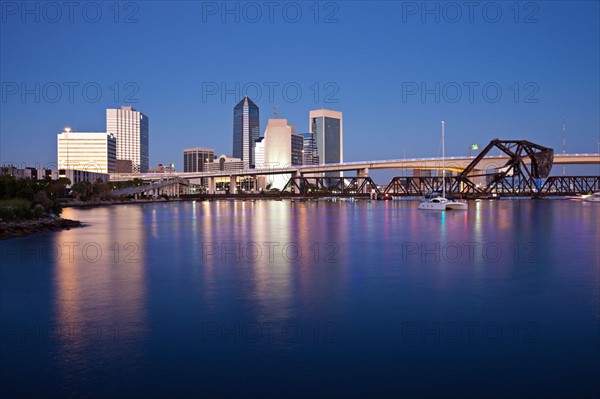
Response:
[1,199,598,398]
[51,206,149,397]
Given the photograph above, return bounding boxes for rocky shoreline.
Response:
[0,217,83,240]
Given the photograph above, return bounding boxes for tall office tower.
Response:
[233,96,260,168]
[183,147,215,173]
[57,129,117,173]
[106,106,149,173]
[291,133,304,166]
[309,109,343,165]
[299,132,319,165]
[261,118,294,190]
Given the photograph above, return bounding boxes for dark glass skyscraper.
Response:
[310,109,343,183]
[291,133,304,166]
[299,132,319,165]
[233,97,260,168]
[183,147,215,173]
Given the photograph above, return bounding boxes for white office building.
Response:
[57,129,117,173]
[205,154,248,172]
[254,137,265,169]
[106,106,149,173]
[258,118,294,190]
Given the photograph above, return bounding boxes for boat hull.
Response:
[446,201,468,210]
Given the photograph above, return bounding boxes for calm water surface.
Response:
[1,200,599,398]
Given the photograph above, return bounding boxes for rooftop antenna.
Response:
[562,116,566,175]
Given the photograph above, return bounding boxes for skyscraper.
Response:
[106,106,149,173]
[291,133,304,166]
[233,97,259,168]
[261,118,293,190]
[254,137,265,169]
[309,109,343,165]
[299,132,319,165]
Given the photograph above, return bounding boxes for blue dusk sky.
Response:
[1,1,599,178]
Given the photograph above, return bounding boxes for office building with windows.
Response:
[309,109,343,165]
[106,106,149,173]
[233,97,260,168]
[183,147,215,173]
[299,132,319,165]
[254,137,265,169]
[291,133,304,166]
[205,154,248,172]
[257,118,294,190]
[57,129,117,173]
[309,109,342,182]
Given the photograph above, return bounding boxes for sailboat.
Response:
[418,121,468,211]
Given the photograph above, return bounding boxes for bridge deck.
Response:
[110,154,599,182]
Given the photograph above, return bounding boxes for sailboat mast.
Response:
[442,120,445,198]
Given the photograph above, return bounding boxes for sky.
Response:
[1,0,599,180]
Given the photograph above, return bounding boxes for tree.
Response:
[14,179,36,201]
[33,191,53,213]
[0,175,17,199]
[92,179,112,200]
[71,181,93,201]
[47,177,70,198]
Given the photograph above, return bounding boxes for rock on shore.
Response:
[0,217,83,240]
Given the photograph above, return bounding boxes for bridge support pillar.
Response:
[256,174,266,192]
[229,176,237,194]
[207,177,216,194]
[358,168,369,193]
[291,170,302,194]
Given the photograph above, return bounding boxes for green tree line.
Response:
[0,175,69,221]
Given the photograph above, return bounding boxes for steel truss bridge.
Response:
[283,175,600,199]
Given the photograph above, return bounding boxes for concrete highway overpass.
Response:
[110,153,599,182]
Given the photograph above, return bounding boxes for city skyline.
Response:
[22,100,343,174]
[1,3,599,397]
[1,2,598,177]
